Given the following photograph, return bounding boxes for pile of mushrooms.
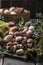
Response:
[2,21,40,56]
[0,7,30,21]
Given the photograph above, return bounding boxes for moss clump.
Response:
[0,20,9,38]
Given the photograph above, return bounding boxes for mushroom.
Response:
[9,26,19,32]
[26,30,33,38]
[15,8,24,13]
[4,9,9,15]
[16,49,24,55]
[14,31,20,36]
[27,38,33,48]
[9,7,15,12]
[9,21,16,27]
[10,11,17,15]
[14,31,24,37]
[15,36,23,42]
[3,35,13,43]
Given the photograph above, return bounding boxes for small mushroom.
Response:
[15,36,23,42]
[16,49,24,55]
[9,21,15,27]
[15,8,24,13]
[9,32,14,35]
[27,38,33,48]
[9,26,19,32]
[14,31,20,36]
[3,35,13,43]
[9,7,15,12]
[26,30,33,38]
[4,9,9,14]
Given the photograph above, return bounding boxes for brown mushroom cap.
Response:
[27,38,33,43]
[26,30,33,37]
[9,26,19,32]
[15,8,24,13]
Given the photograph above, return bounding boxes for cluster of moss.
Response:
[0,20,9,38]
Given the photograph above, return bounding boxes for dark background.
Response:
[1,0,43,18]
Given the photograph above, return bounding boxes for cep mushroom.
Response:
[26,30,33,38]
[3,35,13,43]
[9,26,19,33]
[27,38,33,48]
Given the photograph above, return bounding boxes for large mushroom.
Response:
[3,35,13,43]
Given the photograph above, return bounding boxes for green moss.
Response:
[0,20,9,38]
